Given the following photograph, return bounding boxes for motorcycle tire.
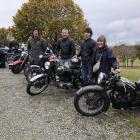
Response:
[25,68,44,82]
[26,76,49,96]
[11,64,22,74]
[74,89,110,116]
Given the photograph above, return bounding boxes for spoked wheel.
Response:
[26,77,49,96]
[74,89,110,116]
[25,68,41,82]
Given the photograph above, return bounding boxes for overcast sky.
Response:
[0,0,140,45]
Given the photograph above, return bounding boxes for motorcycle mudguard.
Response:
[76,85,104,95]
[12,60,22,65]
[30,74,44,82]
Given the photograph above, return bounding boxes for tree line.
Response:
[1,0,87,46]
[0,0,139,68]
[113,44,140,67]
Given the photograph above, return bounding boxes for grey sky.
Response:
[0,0,140,45]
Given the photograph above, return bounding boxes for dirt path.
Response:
[0,68,140,140]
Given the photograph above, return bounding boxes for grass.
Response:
[121,68,140,83]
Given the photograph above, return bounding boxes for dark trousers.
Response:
[0,52,6,67]
[81,62,93,84]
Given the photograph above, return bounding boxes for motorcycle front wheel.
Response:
[25,68,44,82]
[26,77,49,96]
[74,89,110,116]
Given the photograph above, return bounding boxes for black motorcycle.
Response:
[26,56,82,96]
[74,72,140,116]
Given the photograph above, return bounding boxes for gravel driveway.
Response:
[0,68,140,140]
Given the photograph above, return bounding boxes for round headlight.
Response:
[21,51,27,57]
[39,55,43,59]
[45,62,50,69]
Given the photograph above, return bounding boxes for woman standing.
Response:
[94,35,120,77]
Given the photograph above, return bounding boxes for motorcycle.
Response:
[24,52,52,82]
[24,48,53,82]
[5,48,22,64]
[26,55,82,96]
[74,72,140,116]
[9,51,28,74]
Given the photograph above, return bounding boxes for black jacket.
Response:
[95,46,118,76]
[57,37,76,59]
[78,38,96,64]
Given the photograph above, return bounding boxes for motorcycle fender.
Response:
[12,60,22,65]
[30,74,44,82]
[76,85,104,95]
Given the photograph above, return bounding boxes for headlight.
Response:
[45,62,50,69]
[39,55,43,59]
[21,52,27,57]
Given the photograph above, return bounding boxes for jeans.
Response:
[82,62,93,84]
[60,59,70,69]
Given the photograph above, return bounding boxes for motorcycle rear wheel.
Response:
[74,89,110,116]
[26,77,48,96]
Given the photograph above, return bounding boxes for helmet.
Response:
[135,79,140,89]
[97,72,107,85]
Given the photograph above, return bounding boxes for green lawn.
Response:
[121,68,140,83]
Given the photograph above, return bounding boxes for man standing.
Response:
[0,44,6,68]
[27,29,47,65]
[77,27,96,85]
[56,28,76,63]
[8,39,19,53]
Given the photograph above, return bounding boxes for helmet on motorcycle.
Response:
[135,79,140,89]
[97,72,107,85]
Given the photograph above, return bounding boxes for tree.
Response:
[127,46,137,67]
[113,44,130,67]
[0,28,9,46]
[135,45,140,59]
[13,0,87,45]
[113,44,138,67]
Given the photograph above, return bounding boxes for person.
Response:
[0,44,6,68]
[8,39,19,53]
[27,29,47,65]
[77,27,96,85]
[56,28,76,65]
[94,35,120,78]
